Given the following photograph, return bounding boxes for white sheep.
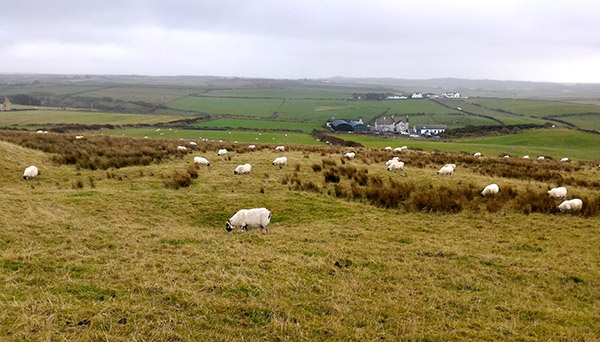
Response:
[248,144,256,150]
[437,164,456,175]
[226,207,272,232]
[193,156,210,166]
[537,156,545,161]
[503,155,510,158]
[217,148,228,156]
[75,135,84,140]
[558,198,583,212]
[23,165,39,180]
[344,152,356,159]
[387,160,404,171]
[548,186,567,199]
[177,146,187,151]
[473,152,482,158]
[384,146,392,151]
[560,157,570,162]
[189,141,197,146]
[385,156,400,167]
[481,183,499,197]
[394,146,407,152]
[275,145,285,152]
[234,163,252,175]
[272,156,287,166]
[523,155,530,159]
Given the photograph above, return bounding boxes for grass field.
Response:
[1,133,599,340]
[191,118,324,133]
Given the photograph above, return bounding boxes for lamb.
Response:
[22,165,39,180]
[548,186,567,199]
[177,146,187,151]
[344,152,356,159]
[275,145,285,152]
[226,207,272,232]
[272,156,287,166]
[234,163,252,175]
[473,152,482,158]
[387,160,404,171]
[558,198,583,212]
[481,183,499,197]
[217,148,228,156]
[193,156,210,166]
[437,164,456,175]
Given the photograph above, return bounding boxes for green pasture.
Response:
[0,109,185,127]
[167,96,285,117]
[191,118,323,133]
[203,88,350,99]
[71,85,196,104]
[465,98,600,117]
[550,113,600,131]
[340,129,600,161]
[109,128,323,146]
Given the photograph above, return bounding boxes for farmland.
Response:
[1,131,599,340]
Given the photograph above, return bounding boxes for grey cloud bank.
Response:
[3,0,599,83]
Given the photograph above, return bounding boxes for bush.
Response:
[515,190,557,214]
[164,170,192,189]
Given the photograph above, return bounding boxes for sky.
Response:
[2,0,599,83]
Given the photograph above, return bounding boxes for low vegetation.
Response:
[1,131,599,340]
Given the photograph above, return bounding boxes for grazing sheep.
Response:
[22,165,39,180]
[548,186,567,199]
[537,156,545,161]
[558,198,583,212]
[189,141,197,146]
[226,207,272,232]
[387,160,404,172]
[193,156,210,166]
[394,146,407,152]
[384,146,392,151]
[234,163,252,175]
[560,157,570,162]
[473,152,482,158]
[177,146,187,151]
[523,155,530,159]
[344,152,356,159]
[75,135,84,140]
[503,155,510,158]
[272,156,288,166]
[217,148,228,156]
[385,156,400,167]
[437,164,456,175]
[481,183,500,197]
[248,144,256,150]
[275,145,285,152]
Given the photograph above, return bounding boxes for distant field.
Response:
[203,88,349,99]
[465,98,600,117]
[167,96,284,117]
[191,118,323,133]
[338,129,600,161]
[0,109,185,127]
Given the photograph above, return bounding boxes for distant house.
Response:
[0,97,11,111]
[327,118,367,132]
[443,92,460,98]
[413,125,447,136]
[373,116,409,134]
[411,92,423,99]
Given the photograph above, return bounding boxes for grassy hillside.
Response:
[1,133,600,340]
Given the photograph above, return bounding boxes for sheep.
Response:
[394,146,407,152]
[23,165,39,180]
[75,135,84,140]
[385,156,400,167]
[384,146,392,151]
[177,146,187,151]
[272,156,287,166]
[537,156,545,161]
[481,183,499,197]
[344,152,356,159]
[560,157,570,162]
[189,141,197,146]
[473,152,482,158]
[234,163,252,175]
[217,148,228,156]
[387,160,404,172]
[523,155,530,159]
[503,155,510,158]
[248,144,256,150]
[193,156,210,166]
[275,145,285,152]
[548,186,567,199]
[226,207,272,232]
[558,198,583,212]
[437,164,456,175]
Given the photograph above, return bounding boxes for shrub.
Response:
[164,170,192,190]
[324,170,340,183]
[410,186,466,213]
[515,189,557,214]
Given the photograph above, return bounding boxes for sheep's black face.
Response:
[226,220,233,232]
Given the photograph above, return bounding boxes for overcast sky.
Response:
[2,0,599,83]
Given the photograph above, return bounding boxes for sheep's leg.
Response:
[242,224,248,231]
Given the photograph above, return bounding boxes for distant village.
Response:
[327,91,462,137]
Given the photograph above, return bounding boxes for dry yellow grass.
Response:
[1,137,599,340]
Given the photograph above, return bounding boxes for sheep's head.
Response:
[226,220,233,232]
